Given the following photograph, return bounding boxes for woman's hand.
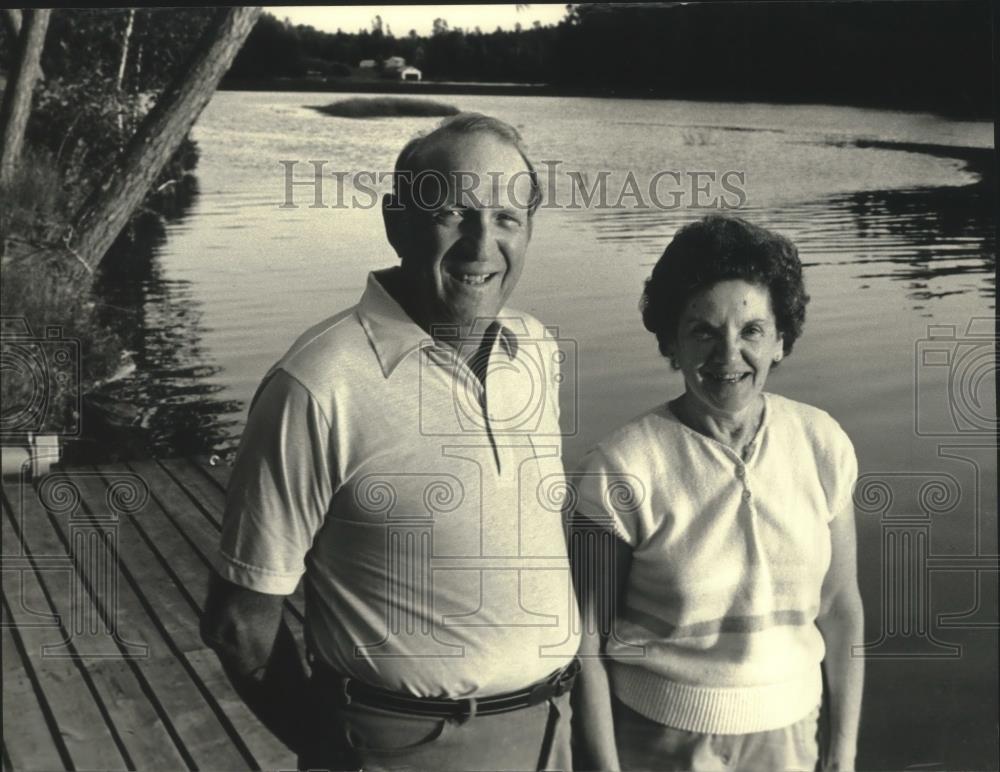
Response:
[568,516,632,771]
[816,501,865,772]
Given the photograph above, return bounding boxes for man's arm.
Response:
[200,571,313,754]
[816,501,865,772]
[202,369,335,752]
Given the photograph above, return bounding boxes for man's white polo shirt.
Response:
[218,271,580,698]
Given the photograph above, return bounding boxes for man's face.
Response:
[387,133,534,339]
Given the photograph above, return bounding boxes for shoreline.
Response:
[828,138,996,188]
[220,78,556,98]
[218,78,992,121]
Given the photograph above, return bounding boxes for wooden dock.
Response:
[1,457,300,771]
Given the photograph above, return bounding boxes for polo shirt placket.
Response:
[421,329,521,476]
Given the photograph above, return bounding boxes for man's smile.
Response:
[447,269,501,287]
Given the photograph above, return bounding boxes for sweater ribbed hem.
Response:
[611,661,822,734]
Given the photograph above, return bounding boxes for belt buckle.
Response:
[456,696,478,720]
[552,658,580,697]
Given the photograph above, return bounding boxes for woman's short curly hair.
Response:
[641,215,809,361]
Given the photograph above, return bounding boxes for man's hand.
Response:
[201,571,313,754]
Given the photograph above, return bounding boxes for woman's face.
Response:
[671,279,785,419]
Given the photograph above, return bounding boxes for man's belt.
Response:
[314,658,580,719]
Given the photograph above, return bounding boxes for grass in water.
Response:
[311,97,460,119]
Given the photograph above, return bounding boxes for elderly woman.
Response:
[571,215,864,771]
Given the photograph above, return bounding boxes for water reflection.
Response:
[62,175,242,465]
[841,177,995,300]
[580,147,995,310]
[69,134,993,468]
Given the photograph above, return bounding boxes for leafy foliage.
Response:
[1,8,211,435]
[40,8,218,91]
[0,263,125,435]
[224,4,991,117]
[20,8,215,212]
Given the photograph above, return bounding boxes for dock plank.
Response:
[1,621,66,771]
[1,509,130,771]
[10,477,193,771]
[57,468,257,770]
[3,459,311,771]
[106,461,294,769]
[124,460,217,607]
[190,456,232,497]
[156,457,227,529]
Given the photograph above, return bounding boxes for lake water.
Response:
[89,92,996,770]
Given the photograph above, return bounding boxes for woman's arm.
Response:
[570,517,632,771]
[816,502,865,771]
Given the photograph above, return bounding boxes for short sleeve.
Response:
[824,420,859,523]
[216,369,335,594]
[572,446,645,547]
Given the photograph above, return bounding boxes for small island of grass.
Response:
[310,97,460,119]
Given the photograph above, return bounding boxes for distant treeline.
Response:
[227,2,993,117]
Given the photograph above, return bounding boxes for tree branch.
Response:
[1,8,21,40]
[68,6,261,274]
[0,9,51,188]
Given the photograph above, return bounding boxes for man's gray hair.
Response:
[392,112,542,214]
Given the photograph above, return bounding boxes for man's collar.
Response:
[358,270,520,378]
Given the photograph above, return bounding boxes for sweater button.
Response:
[735,466,745,479]
[742,490,752,502]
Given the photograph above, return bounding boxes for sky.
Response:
[263,4,570,36]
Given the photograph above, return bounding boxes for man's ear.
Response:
[382,193,405,258]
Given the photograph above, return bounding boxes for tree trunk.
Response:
[0,9,50,189]
[69,6,261,275]
[2,8,21,40]
[115,9,135,137]
[116,9,135,91]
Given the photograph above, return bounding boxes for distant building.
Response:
[399,66,422,82]
[384,55,406,70]
[359,59,376,69]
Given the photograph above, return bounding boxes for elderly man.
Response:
[202,114,609,771]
